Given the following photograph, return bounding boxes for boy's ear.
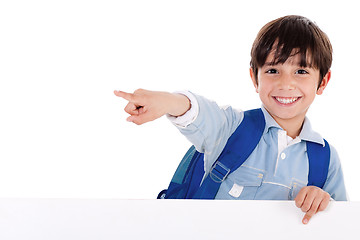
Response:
[250,68,259,93]
[316,70,331,95]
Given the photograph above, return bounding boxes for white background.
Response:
[0,0,359,200]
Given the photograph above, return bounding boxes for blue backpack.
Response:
[158,108,330,199]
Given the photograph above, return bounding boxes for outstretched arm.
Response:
[114,89,191,125]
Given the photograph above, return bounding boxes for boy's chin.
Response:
[267,108,304,122]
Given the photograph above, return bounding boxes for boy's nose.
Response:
[278,75,296,90]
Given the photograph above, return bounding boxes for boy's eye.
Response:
[265,69,278,74]
[296,69,308,74]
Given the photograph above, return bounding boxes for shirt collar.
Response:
[260,106,325,146]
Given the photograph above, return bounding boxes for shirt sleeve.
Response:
[167,91,244,173]
[166,91,199,128]
[323,144,348,201]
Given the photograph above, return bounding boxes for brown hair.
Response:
[250,15,332,87]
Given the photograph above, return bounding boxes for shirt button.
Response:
[281,152,286,160]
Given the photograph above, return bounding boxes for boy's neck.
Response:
[270,113,305,139]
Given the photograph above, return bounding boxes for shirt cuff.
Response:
[166,90,199,128]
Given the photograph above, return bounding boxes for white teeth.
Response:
[275,97,299,104]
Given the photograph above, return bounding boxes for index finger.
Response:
[114,90,135,102]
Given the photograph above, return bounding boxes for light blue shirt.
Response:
[169,92,347,201]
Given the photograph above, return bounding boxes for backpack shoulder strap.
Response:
[213,108,266,176]
[306,139,330,189]
[193,108,266,199]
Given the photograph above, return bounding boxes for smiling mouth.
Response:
[273,96,301,105]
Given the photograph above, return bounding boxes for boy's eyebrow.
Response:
[263,62,281,67]
[263,61,312,68]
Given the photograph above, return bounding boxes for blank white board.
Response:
[0,199,358,240]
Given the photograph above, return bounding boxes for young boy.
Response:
[114,15,347,224]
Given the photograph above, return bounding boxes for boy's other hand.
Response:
[114,89,191,125]
[295,186,330,224]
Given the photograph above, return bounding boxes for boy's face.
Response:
[250,50,330,128]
